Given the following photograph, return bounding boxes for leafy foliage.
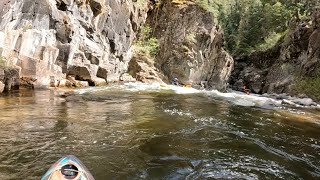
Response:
[134,25,159,57]
[135,0,146,8]
[292,77,320,101]
[195,0,232,23]
[0,56,5,68]
[194,0,320,55]
[185,33,197,44]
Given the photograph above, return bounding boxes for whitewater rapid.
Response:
[74,82,319,109]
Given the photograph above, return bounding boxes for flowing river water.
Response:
[0,83,319,179]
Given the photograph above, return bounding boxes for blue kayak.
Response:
[41,155,95,180]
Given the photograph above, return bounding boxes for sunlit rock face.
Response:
[148,1,234,90]
[0,0,234,91]
[0,0,147,88]
[128,54,164,84]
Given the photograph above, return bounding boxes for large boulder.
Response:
[128,54,164,84]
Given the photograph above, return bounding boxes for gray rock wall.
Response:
[0,0,148,88]
[0,0,234,91]
[148,1,234,90]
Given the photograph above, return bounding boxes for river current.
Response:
[0,83,319,179]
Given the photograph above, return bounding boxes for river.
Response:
[0,83,319,179]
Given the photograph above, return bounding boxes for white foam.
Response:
[121,82,200,94]
[165,84,200,94]
[205,90,282,108]
[73,82,318,109]
[73,82,199,95]
[122,82,163,92]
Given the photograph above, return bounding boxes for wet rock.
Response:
[289,97,317,106]
[58,79,73,88]
[65,75,89,87]
[120,73,136,82]
[93,77,107,86]
[75,80,89,87]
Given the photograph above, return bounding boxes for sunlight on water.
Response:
[0,85,319,179]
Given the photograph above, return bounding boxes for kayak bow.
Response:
[41,155,94,180]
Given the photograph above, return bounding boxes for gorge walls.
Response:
[0,0,148,89]
[0,0,234,92]
[148,0,234,90]
[230,9,320,99]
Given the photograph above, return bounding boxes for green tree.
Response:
[134,25,159,57]
[216,0,302,55]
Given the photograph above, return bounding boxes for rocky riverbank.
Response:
[229,9,320,102]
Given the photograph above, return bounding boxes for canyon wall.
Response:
[0,0,148,89]
[230,9,320,98]
[148,0,234,90]
[0,0,234,92]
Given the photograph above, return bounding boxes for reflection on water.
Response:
[0,87,319,180]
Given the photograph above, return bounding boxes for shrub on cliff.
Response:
[0,56,6,68]
[292,77,320,101]
[195,0,319,55]
[134,25,159,57]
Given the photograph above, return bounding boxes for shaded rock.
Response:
[148,1,233,91]
[0,68,4,81]
[97,67,108,80]
[1,68,20,91]
[20,77,36,89]
[67,65,93,83]
[230,9,320,100]
[65,75,89,87]
[58,79,73,88]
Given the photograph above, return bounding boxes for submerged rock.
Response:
[288,97,317,106]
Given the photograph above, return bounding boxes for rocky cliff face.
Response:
[230,9,320,96]
[0,0,234,92]
[0,0,148,89]
[147,1,234,90]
